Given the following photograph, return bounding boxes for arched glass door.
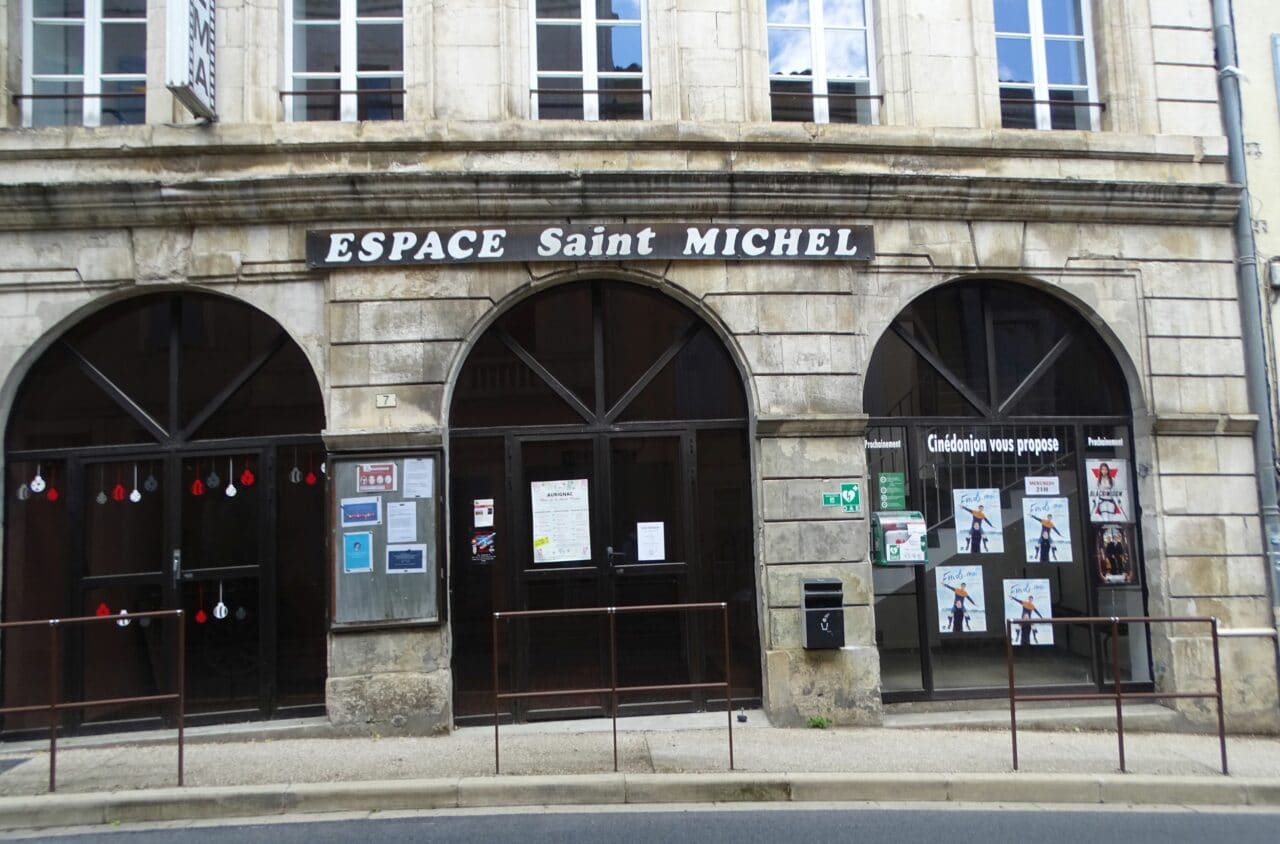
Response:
[449,281,759,723]
[863,281,1150,701]
[3,293,328,731]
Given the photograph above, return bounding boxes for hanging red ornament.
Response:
[191,478,205,496]
[240,466,256,487]
[112,483,127,502]
[95,602,110,616]
[46,487,59,502]
[195,608,208,624]
[305,470,318,486]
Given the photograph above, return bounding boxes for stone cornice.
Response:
[0,170,1241,231]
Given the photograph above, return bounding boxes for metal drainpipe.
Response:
[1212,0,1280,663]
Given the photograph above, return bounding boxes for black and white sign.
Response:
[166,0,217,120]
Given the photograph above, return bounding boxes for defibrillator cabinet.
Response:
[871,511,928,566]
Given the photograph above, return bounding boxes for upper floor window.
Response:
[286,0,404,121]
[531,0,648,120]
[22,0,146,128]
[995,0,1099,130]
[766,0,877,124]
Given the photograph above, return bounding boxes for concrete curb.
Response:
[2,772,1278,830]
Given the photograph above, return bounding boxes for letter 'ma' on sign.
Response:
[166,0,217,120]
[306,224,876,268]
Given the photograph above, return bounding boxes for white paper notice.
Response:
[530,479,591,564]
[402,458,434,499]
[636,521,665,561]
[386,501,418,544]
[474,498,495,528]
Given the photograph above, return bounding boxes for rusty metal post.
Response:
[1111,617,1126,772]
[1006,619,1018,771]
[722,603,734,771]
[176,609,185,787]
[493,611,501,774]
[1211,618,1229,775]
[48,619,59,793]
[609,608,619,772]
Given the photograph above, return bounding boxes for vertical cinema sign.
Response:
[166,0,217,120]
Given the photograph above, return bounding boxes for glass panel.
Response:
[521,439,595,567]
[825,29,868,78]
[498,280,596,410]
[292,77,341,121]
[827,79,872,124]
[180,454,262,571]
[599,77,644,120]
[275,443,328,708]
[537,24,584,71]
[356,77,404,120]
[34,0,84,17]
[613,575,688,706]
[1007,330,1129,416]
[874,566,925,692]
[294,23,341,73]
[863,328,983,417]
[619,327,747,421]
[101,23,146,74]
[597,23,642,72]
[1000,86,1037,128]
[596,0,640,20]
[770,78,814,121]
[1044,38,1085,85]
[609,437,684,565]
[523,577,605,715]
[1041,0,1082,36]
[824,0,865,28]
[181,576,261,714]
[996,36,1033,83]
[194,342,326,440]
[100,79,146,125]
[768,28,812,77]
[31,79,83,127]
[34,22,84,75]
[767,0,809,25]
[80,581,168,724]
[536,0,581,19]
[993,0,1030,33]
[295,0,340,20]
[451,332,584,427]
[536,76,585,119]
[102,0,145,17]
[84,459,166,576]
[603,283,696,410]
[357,0,402,15]
[357,23,403,71]
[1047,87,1092,130]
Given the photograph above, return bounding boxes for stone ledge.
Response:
[323,430,444,451]
[757,414,870,437]
[1153,414,1259,434]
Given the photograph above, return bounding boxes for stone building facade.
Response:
[0,0,1277,735]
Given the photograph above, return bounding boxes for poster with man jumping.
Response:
[953,488,1003,554]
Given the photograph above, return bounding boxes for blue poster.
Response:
[387,543,427,574]
[343,532,373,573]
[340,496,382,528]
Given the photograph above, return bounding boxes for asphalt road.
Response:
[15,805,1280,843]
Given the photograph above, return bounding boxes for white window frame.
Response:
[22,0,147,128]
[529,0,650,121]
[284,0,405,122]
[994,0,1099,131]
[766,0,879,125]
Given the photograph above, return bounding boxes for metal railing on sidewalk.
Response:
[0,609,186,792]
[1005,614,1227,775]
[491,601,734,774]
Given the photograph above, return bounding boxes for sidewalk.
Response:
[1,705,1279,829]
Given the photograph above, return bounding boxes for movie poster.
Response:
[1022,497,1072,563]
[952,488,1003,554]
[1094,524,1137,585]
[1085,459,1131,523]
[935,565,987,633]
[1004,578,1054,646]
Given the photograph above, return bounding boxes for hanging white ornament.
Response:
[213,582,229,620]
[16,483,30,501]
[116,609,131,628]
[29,466,46,494]
[96,490,108,505]
[129,465,142,503]
[96,466,108,504]
[224,458,237,498]
[290,448,302,484]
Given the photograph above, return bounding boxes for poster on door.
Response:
[1094,524,1138,585]
[530,478,591,564]
[1085,459,1131,523]
[1003,578,1054,646]
[935,565,987,634]
[1022,497,1072,563]
[952,488,1003,554]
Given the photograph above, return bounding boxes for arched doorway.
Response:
[863,280,1150,700]
[449,280,760,723]
[3,292,328,732]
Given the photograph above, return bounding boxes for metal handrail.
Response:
[491,601,734,774]
[0,609,185,792]
[1005,614,1226,775]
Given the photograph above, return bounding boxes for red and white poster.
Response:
[356,462,398,493]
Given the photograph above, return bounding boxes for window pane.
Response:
[597,0,640,20]
[101,79,145,125]
[291,77,340,121]
[1041,0,1082,35]
[357,0,402,15]
[537,0,580,19]
[102,0,145,17]
[1047,88,1092,130]
[102,23,146,75]
[295,0,339,20]
[999,86,1037,128]
[294,24,340,73]
[597,24,642,72]
[31,79,83,127]
[34,23,84,75]
[823,0,865,28]
[357,76,404,121]
[599,77,643,120]
[537,77,585,119]
[767,0,809,25]
[993,0,1029,33]
[1044,38,1085,85]
[996,36,1033,83]
[770,78,814,121]
[537,24,584,72]
[828,79,872,124]
[768,28,812,77]
[825,30,868,78]
[33,0,84,17]
[357,23,403,72]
